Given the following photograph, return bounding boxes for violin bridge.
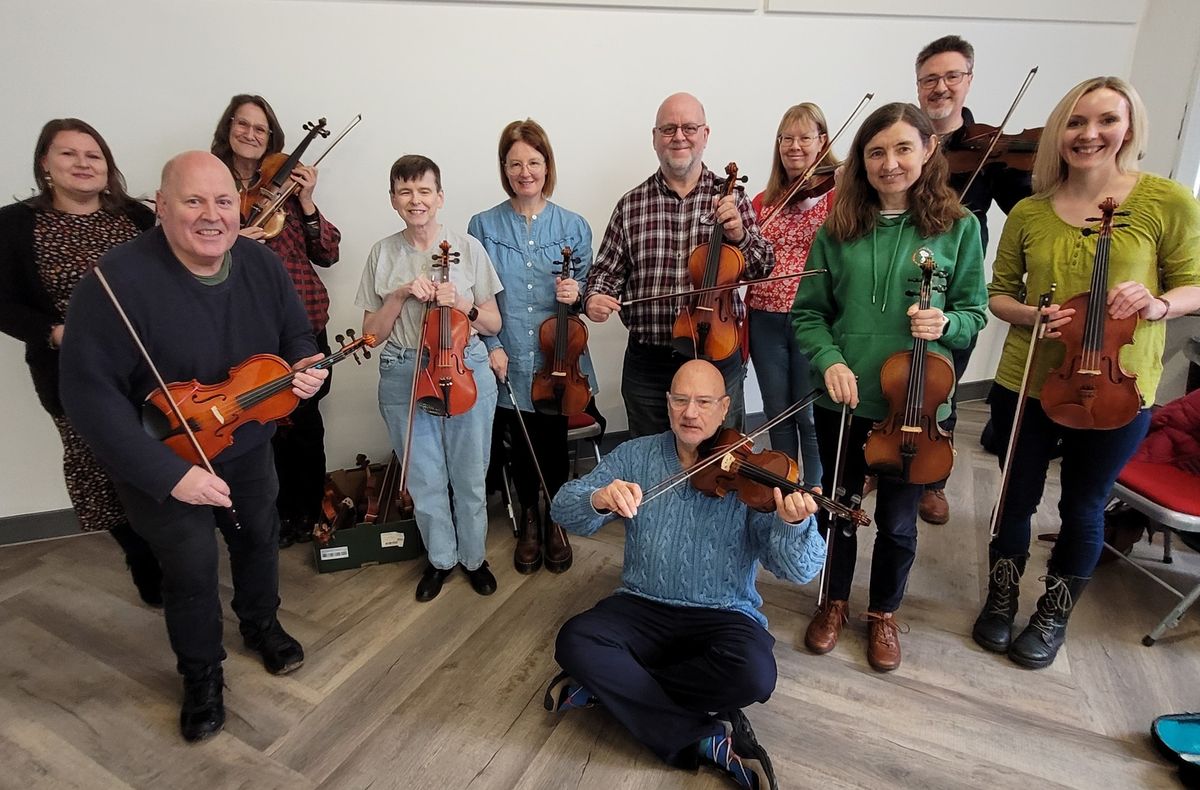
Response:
[900,425,920,433]
[210,406,226,425]
[720,453,736,471]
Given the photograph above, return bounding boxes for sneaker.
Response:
[697,729,769,790]
[242,618,305,675]
[716,709,779,790]
[180,665,225,743]
[543,670,597,713]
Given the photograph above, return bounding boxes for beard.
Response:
[923,100,954,121]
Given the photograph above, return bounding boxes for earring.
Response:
[43,171,53,189]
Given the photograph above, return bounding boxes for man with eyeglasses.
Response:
[543,359,823,790]
[585,92,774,438]
[913,35,1033,525]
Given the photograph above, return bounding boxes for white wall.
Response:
[0,0,1176,518]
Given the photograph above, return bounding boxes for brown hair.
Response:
[915,34,974,72]
[761,103,841,208]
[497,118,557,199]
[390,154,442,192]
[209,94,285,170]
[29,118,136,213]
[824,102,964,242]
[1032,76,1148,197]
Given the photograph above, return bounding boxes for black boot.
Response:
[1008,572,1090,669]
[972,552,1026,653]
[180,665,225,742]
[242,618,305,675]
[110,523,162,606]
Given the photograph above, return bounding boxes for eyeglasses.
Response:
[654,123,706,139]
[917,70,972,90]
[504,159,546,174]
[666,393,726,411]
[778,133,822,148]
[232,117,271,139]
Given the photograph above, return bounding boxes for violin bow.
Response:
[500,377,573,549]
[620,269,828,308]
[959,66,1039,197]
[988,284,1056,538]
[396,282,436,506]
[759,92,875,232]
[92,269,241,529]
[816,400,853,608]
[639,388,824,507]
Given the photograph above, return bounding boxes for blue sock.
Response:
[698,733,759,790]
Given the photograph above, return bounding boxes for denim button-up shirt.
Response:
[468,200,598,412]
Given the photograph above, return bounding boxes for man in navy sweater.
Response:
[59,151,327,743]
[547,360,825,790]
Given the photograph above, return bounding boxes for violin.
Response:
[240,118,329,238]
[763,162,838,220]
[313,474,355,546]
[863,249,956,485]
[358,453,380,523]
[531,246,590,417]
[1040,198,1141,430]
[142,330,373,465]
[415,241,477,417]
[671,162,747,362]
[944,122,1042,176]
[691,428,870,527]
[371,452,414,523]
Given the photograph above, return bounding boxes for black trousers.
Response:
[813,407,922,612]
[491,406,568,513]
[116,442,281,677]
[272,328,332,525]
[555,594,776,768]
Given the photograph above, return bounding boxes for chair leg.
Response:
[590,438,601,465]
[500,463,519,537]
[1164,527,1174,564]
[1145,578,1200,645]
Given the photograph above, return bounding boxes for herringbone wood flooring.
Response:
[0,402,1195,789]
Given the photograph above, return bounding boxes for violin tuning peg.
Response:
[363,348,371,359]
[335,333,345,344]
[346,328,357,338]
[834,486,846,499]
[849,494,862,507]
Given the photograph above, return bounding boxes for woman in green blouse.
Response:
[975,76,1200,669]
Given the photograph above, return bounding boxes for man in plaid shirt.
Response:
[585,92,774,438]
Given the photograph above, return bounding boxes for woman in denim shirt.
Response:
[468,119,596,576]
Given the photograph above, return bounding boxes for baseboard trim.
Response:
[0,508,82,547]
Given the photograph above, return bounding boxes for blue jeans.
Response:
[621,340,745,439]
[748,309,823,488]
[378,338,497,571]
[988,384,1151,576]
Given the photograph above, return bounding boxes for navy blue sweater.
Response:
[59,228,316,501]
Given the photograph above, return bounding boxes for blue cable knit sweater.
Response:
[551,432,827,627]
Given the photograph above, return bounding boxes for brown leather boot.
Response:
[544,519,573,573]
[865,611,907,672]
[804,600,848,654]
[513,508,542,574]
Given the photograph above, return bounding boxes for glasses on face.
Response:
[917,70,972,90]
[504,159,546,175]
[666,393,725,412]
[778,133,822,148]
[231,117,270,139]
[654,123,705,139]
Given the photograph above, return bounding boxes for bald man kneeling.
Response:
[546,360,826,790]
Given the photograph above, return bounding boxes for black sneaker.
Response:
[716,709,778,790]
[242,618,305,675]
[180,666,225,743]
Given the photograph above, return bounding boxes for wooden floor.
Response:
[1,402,1197,789]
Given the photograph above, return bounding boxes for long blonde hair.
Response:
[824,102,963,242]
[762,103,841,208]
[1032,76,1148,197]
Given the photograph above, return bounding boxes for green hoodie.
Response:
[790,212,987,421]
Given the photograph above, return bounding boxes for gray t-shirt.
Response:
[355,226,504,349]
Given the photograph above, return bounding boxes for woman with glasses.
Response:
[210,94,341,548]
[792,102,987,672]
[0,118,160,603]
[975,77,1200,669]
[747,103,840,492]
[468,119,595,576]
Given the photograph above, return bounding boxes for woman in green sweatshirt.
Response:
[791,102,987,672]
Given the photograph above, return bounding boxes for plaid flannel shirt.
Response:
[265,195,341,332]
[585,166,774,347]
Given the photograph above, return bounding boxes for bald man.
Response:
[546,360,825,790]
[60,151,326,743]
[584,93,775,438]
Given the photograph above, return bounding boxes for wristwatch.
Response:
[467,305,479,322]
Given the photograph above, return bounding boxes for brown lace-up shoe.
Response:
[865,611,907,672]
[804,600,848,654]
[918,489,950,525]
